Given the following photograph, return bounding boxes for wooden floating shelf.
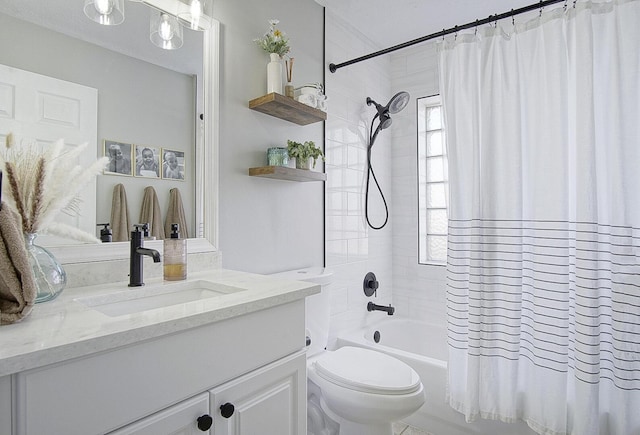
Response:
[249,93,327,125]
[249,166,326,182]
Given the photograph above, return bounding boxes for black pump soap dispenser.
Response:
[163,223,187,281]
[97,223,112,243]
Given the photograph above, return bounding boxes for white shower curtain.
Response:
[440,1,640,434]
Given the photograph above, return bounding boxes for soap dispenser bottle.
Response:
[164,223,187,281]
[97,223,112,243]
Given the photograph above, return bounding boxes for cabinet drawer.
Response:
[14,300,304,435]
[108,393,210,435]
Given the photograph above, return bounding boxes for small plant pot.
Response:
[295,157,311,170]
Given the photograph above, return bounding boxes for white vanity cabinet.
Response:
[11,299,307,435]
[1,376,11,434]
[209,351,306,435]
[109,351,306,435]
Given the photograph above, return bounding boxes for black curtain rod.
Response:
[329,0,567,73]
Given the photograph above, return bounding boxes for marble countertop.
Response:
[0,269,319,377]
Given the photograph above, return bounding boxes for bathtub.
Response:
[337,318,536,435]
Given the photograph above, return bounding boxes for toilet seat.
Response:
[313,347,421,395]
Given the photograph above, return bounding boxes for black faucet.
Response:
[367,302,395,316]
[129,223,161,287]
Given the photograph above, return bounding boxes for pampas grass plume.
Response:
[0,135,108,242]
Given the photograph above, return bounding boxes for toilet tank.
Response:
[269,267,333,357]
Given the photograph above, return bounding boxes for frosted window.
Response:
[427,209,447,234]
[427,236,447,262]
[427,184,446,208]
[418,95,448,265]
[426,106,442,130]
[427,157,444,182]
[426,131,443,156]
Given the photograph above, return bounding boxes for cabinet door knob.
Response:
[197,414,213,431]
[220,402,235,418]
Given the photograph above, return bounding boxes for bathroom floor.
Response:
[393,422,434,435]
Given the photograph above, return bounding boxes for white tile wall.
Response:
[325,11,394,348]
[390,43,447,326]
[325,13,449,336]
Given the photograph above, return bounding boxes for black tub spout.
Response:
[367,301,395,316]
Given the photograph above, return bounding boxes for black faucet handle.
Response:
[133,223,150,237]
[363,272,379,297]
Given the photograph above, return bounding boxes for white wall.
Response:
[390,43,448,326]
[213,0,325,273]
[324,11,395,346]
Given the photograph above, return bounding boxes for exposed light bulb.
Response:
[177,0,210,31]
[94,0,114,15]
[188,0,202,30]
[84,0,123,26]
[150,9,182,49]
[159,14,174,41]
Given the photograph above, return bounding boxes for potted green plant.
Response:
[287,140,325,170]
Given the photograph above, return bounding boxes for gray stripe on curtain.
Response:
[446,218,640,390]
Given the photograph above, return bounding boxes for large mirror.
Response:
[0,0,218,260]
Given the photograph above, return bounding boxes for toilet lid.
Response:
[314,347,421,395]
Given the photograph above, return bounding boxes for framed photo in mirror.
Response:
[103,140,133,176]
[161,148,185,181]
[134,145,161,178]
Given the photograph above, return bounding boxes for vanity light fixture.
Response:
[84,0,212,49]
[150,10,183,50]
[83,0,125,26]
[177,0,212,31]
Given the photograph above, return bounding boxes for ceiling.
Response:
[317,0,547,48]
[0,0,202,75]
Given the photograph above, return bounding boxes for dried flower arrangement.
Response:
[254,19,290,57]
[0,133,109,242]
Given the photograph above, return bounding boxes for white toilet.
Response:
[271,268,425,435]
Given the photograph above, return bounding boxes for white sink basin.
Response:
[76,280,244,317]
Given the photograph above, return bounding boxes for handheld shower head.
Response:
[364,91,410,231]
[378,113,392,130]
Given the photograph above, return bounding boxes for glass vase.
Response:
[267,147,289,167]
[24,233,67,303]
[285,82,295,98]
